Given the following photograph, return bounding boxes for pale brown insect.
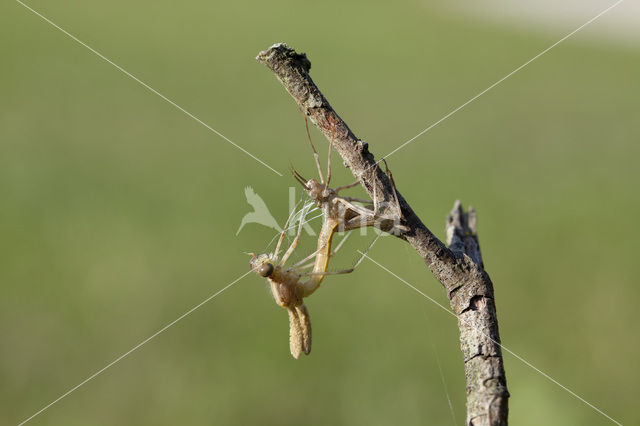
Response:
[249,117,402,358]
[249,202,358,358]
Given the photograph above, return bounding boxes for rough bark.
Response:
[257,43,509,425]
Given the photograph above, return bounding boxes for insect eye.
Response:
[258,263,274,277]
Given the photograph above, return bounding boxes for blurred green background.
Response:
[1,0,638,425]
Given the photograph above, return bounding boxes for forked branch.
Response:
[257,43,509,425]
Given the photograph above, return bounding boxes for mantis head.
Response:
[249,253,276,278]
[292,169,333,204]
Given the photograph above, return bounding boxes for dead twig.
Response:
[257,43,509,425]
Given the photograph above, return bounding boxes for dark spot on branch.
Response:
[470,295,485,311]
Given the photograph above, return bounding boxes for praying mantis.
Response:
[249,118,403,358]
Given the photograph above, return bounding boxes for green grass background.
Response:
[1,1,638,425]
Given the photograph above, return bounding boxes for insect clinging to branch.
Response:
[292,115,406,236]
[249,117,403,358]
